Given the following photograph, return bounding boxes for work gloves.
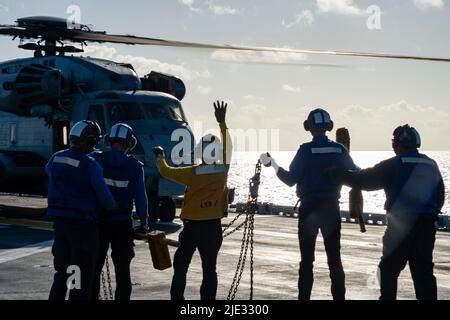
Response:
[214,100,227,123]
[259,152,280,172]
[152,146,165,158]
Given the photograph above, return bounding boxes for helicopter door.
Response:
[53,121,70,152]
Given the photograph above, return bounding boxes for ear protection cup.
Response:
[303,120,310,132]
[411,127,421,148]
[328,120,334,132]
[128,136,137,151]
[104,134,111,147]
[392,140,398,150]
[85,135,99,149]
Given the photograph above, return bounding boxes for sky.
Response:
[0,0,449,151]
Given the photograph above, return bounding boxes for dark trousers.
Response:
[298,201,345,300]
[171,219,223,300]
[92,219,135,300]
[49,219,99,300]
[379,214,437,300]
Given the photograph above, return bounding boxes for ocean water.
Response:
[228,151,450,214]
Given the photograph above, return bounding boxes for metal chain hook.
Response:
[226,160,261,300]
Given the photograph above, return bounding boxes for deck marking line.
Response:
[0,240,53,264]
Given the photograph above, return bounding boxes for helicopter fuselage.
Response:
[0,55,194,207]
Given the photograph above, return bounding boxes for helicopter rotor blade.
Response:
[1,20,449,63]
[0,26,30,38]
[212,59,352,68]
[70,31,450,63]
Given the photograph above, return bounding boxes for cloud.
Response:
[207,1,240,15]
[211,50,308,64]
[244,94,265,102]
[0,4,9,12]
[83,45,117,60]
[379,100,448,116]
[335,101,450,150]
[179,0,201,12]
[338,101,449,122]
[282,84,302,93]
[197,85,212,95]
[316,0,364,16]
[82,45,211,81]
[282,10,315,28]
[338,104,375,120]
[179,0,194,5]
[240,103,267,114]
[414,0,444,9]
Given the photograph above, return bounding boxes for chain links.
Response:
[99,253,114,300]
[225,160,261,300]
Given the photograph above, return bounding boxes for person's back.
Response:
[158,161,228,221]
[153,101,231,300]
[333,124,445,300]
[93,149,145,220]
[386,151,442,216]
[288,136,353,204]
[47,120,116,301]
[91,123,148,301]
[261,108,357,300]
[47,147,99,220]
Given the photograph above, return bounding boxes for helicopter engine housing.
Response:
[3,64,62,110]
[141,71,186,101]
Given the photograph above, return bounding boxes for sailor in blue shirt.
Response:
[332,125,445,300]
[91,123,148,300]
[261,108,358,300]
[47,120,117,300]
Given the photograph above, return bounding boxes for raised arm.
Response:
[214,100,232,170]
[341,158,396,191]
[276,149,305,187]
[260,147,305,187]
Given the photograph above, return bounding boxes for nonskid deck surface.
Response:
[1,196,450,300]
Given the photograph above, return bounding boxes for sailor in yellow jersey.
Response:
[152,101,231,300]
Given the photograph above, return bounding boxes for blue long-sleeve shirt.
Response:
[92,150,148,225]
[46,147,117,220]
[88,160,118,211]
[135,166,149,225]
[340,151,445,214]
[277,135,358,203]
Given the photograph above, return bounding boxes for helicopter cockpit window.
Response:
[107,102,144,122]
[142,103,185,122]
[87,104,106,132]
[169,105,185,122]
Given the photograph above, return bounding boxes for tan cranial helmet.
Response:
[195,134,222,164]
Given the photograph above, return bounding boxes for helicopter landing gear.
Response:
[159,197,176,222]
[148,192,176,223]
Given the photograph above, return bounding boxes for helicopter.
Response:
[0,16,449,222]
